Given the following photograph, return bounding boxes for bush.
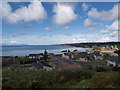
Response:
[72,79,91,88]
[2,68,119,88]
[105,84,116,88]
[90,72,120,88]
[96,66,107,72]
[112,67,120,71]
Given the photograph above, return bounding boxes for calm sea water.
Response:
[1,45,90,56]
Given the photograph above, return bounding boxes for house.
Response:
[40,61,53,71]
[32,62,43,71]
[62,53,73,59]
[55,54,63,57]
[107,56,120,67]
[32,61,52,71]
[88,53,95,61]
[20,59,38,64]
[19,65,34,70]
[71,52,89,61]
[28,53,43,59]
[108,53,118,57]
[77,52,89,61]
[93,51,103,60]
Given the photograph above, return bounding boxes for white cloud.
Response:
[82,3,90,11]
[2,2,12,18]
[53,3,77,26]
[3,33,118,45]
[72,37,86,41]
[110,31,118,37]
[45,27,51,31]
[64,26,70,29]
[84,18,99,27]
[89,27,96,31]
[2,1,47,24]
[101,37,110,41]
[100,20,119,36]
[106,20,119,30]
[87,4,119,21]
[9,40,18,44]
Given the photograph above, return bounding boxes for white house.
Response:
[62,53,73,59]
[93,51,103,60]
[72,52,89,61]
[29,54,43,59]
[107,56,120,67]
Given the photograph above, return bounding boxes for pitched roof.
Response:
[32,63,43,69]
[40,61,52,67]
[29,54,43,56]
[63,53,71,56]
[93,51,101,56]
[78,52,88,55]
[108,56,120,63]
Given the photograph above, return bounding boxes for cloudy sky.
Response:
[2,1,119,45]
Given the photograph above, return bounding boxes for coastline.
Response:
[2,45,89,56]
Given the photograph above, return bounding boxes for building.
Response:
[93,51,103,60]
[32,61,52,71]
[77,52,89,61]
[62,53,73,59]
[28,53,43,59]
[107,56,120,67]
[19,65,34,70]
[40,61,53,71]
[32,62,43,71]
[88,53,95,61]
[20,59,38,64]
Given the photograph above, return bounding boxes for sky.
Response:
[1,1,120,45]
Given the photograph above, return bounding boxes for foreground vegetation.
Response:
[2,66,120,88]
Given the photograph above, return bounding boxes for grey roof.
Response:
[108,56,120,63]
[19,65,34,70]
[29,54,37,56]
[77,52,88,58]
[78,52,88,56]
[64,53,72,56]
[29,54,43,56]
[32,63,43,69]
[93,51,102,56]
[40,61,52,67]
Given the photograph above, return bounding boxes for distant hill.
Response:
[57,42,120,48]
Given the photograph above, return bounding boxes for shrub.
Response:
[90,72,120,88]
[112,67,120,71]
[72,79,91,88]
[105,84,116,88]
[2,68,119,88]
[96,66,107,72]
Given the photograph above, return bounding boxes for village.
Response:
[2,45,120,71]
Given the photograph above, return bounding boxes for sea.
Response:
[1,45,90,56]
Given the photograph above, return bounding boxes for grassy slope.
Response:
[2,67,120,88]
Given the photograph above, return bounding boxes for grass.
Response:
[2,67,120,88]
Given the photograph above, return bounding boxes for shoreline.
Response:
[2,46,91,56]
[1,49,116,57]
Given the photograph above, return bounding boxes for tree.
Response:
[43,49,48,61]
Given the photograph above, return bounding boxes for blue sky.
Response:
[2,1,119,45]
